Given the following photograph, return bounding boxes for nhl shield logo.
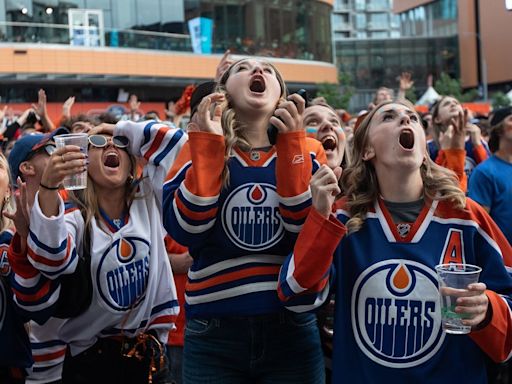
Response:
[352,260,445,368]
[222,183,284,251]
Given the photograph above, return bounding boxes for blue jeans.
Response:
[183,311,324,384]
[165,346,184,384]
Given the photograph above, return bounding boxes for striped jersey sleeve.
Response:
[8,233,61,323]
[162,132,225,247]
[114,120,188,205]
[275,132,326,233]
[463,199,512,362]
[278,208,345,312]
[27,195,82,280]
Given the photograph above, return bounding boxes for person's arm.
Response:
[273,93,326,233]
[465,200,512,362]
[161,94,224,246]
[278,165,344,310]
[8,232,61,323]
[32,89,55,132]
[62,96,75,121]
[397,71,414,101]
[27,144,86,276]
[107,119,187,205]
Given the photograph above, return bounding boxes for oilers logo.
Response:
[0,246,10,276]
[352,260,445,368]
[97,237,150,311]
[222,183,283,251]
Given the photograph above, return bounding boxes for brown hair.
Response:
[341,100,465,233]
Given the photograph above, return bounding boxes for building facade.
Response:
[0,0,337,105]
[332,0,462,110]
[394,0,512,92]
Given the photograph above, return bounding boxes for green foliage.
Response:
[316,72,354,110]
[434,72,478,102]
[491,92,512,109]
[405,86,417,104]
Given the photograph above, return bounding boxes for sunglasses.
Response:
[88,135,129,149]
[27,143,56,160]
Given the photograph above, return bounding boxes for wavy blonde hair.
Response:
[341,100,466,233]
[216,59,287,186]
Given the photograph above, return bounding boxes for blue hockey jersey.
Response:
[279,197,512,383]
[0,229,33,371]
[163,131,325,318]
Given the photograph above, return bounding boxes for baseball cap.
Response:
[490,106,512,127]
[189,81,217,118]
[8,127,69,184]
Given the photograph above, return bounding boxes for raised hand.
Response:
[62,96,76,119]
[399,72,414,92]
[269,93,306,134]
[440,110,466,150]
[128,94,141,112]
[187,93,225,136]
[31,89,48,118]
[3,178,30,238]
[310,165,342,218]
[88,123,116,137]
[40,146,88,190]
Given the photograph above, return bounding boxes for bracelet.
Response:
[39,182,59,190]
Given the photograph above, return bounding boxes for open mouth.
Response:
[321,136,337,151]
[104,152,120,168]
[249,76,266,93]
[398,129,414,150]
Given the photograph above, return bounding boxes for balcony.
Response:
[0,21,193,52]
[367,22,389,30]
[366,3,389,12]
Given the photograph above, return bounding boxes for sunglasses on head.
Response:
[27,143,56,160]
[88,135,129,149]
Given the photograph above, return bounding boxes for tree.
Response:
[491,91,512,109]
[434,72,478,102]
[316,72,354,110]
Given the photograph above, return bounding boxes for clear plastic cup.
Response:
[54,133,88,190]
[435,263,482,334]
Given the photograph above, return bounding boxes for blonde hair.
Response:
[216,59,287,186]
[0,154,13,231]
[68,150,138,238]
[341,100,465,233]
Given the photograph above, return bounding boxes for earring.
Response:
[4,195,10,205]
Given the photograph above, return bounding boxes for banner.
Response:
[188,17,213,54]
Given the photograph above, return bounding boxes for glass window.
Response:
[369,13,388,29]
[355,13,366,29]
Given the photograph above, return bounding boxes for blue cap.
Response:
[8,127,69,184]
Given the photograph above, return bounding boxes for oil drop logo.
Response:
[352,260,445,368]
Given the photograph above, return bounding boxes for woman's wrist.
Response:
[39,182,60,190]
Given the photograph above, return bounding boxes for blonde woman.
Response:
[25,121,187,383]
[0,153,32,383]
[279,100,512,383]
[164,58,326,383]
